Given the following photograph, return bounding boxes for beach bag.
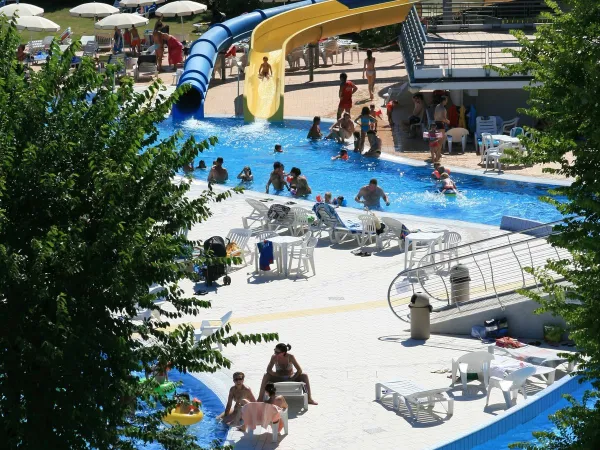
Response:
[268,204,290,221]
[225,242,241,258]
[484,318,508,338]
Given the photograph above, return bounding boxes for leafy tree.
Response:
[0,18,276,450]
[495,0,600,448]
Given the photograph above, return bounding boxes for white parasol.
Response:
[0,3,44,17]
[15,16,60,32]
[70,3,119,19]
[119,0,167,7]
[155,1,207,37]
[94,13,149,30]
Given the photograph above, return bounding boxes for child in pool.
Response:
[333,196,346,207]
[259,56,272,79]
[331,149,349,161]
[353,131,361,152]
[307,116,322,139]
[354,106,376,152]
[440,172,457,193]
[274,144,283,153]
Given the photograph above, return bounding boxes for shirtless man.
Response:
[307,116,322,139]
[363,130,382,157]
[207,157,228,183]
[259,56,273,80]
[401,93,425,131]
[326,113,355,142]
[218,372,256,429]
[265,161,288,193]
[355,178,390,209]
[289,167,311,197]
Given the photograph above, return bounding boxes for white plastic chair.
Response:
[380,217,405,250]
[320,39,339,65]
[476,117,499,155]
[502,117,520,134]
[440,230,462,267]
[451,351,495,393]
[485,143,508,172]
[486,366,536,409]
[225,228,253,266]
[446,128,469,153]
[193,311,232,351]
[357,214,382,250]
[289,207,311,236]
[243,402,289,442]
[242,198,270,230]
[288,236,318,277]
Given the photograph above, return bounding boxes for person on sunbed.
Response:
[257,343,317,405]
[218,371,256,429]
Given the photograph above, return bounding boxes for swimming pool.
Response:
[137,371,227,449]
[157,117,563,226]
[471,381,593,449]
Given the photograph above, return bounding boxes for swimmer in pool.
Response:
[331,149,349,161]
[289,167,311,197]
[307,116,323,139]
[274,144,283,153]
[440,172,457,193]
[266,161,289,193]
[258,56,272,80]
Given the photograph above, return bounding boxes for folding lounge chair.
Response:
[134,54,157,81]
[375,379,454,421]
[274,382,308,410]
[225,228,253,266]
[312,203,362,244]
[193,311,232,351]
[488,344,575,372]
[242,198,270,230]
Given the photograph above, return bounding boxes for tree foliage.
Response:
[496,0,600,448]
[0,18,276,449]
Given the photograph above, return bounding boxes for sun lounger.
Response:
[312,203,363,244]
[491,355,557,386]
[274,382,308,410]
[375,379,454,421]
[134,54,157,81]
[193,311,232,351]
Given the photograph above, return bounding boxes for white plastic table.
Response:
[404,232,444,269]
[491,134,520,144]
[269,235,302,277]
[338,41,359,63]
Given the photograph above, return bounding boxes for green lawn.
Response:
[19,7,210,44]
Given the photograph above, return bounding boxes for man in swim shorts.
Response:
[326,113,355,142]
[337,72,358,120]
[265,161,288,193]
[207,157,228,183]
[355,178,390,209]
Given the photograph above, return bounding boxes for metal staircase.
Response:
[387,220,571,324]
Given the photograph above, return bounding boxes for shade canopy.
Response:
[119,0,167,7]
[70,3,119,18]
[0,3,44,17]
[15,16,60,32]
[155,1,207,17]
[94,13,149,30]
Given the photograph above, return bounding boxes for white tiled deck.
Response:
[169,181,572,450]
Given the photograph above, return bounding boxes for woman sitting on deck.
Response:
[258,343,318,405]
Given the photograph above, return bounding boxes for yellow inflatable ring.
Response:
[163,406,204,426]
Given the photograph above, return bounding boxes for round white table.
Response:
[404,232,445,269]
[492,134,520,145]
[269,235,302,277]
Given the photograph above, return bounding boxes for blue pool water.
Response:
[472,381,593,449]
[138,371,227,449]
[157,117,564,226]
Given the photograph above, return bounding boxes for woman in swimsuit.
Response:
[354,106,376,152]
[218,371,256,429]
[258,343,318,405]
[363,49,376,101]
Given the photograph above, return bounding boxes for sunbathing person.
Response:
[266,161,288,193]
[218,371,256,429]
[258,343,317,405]
[289,167,311,197]
[264,383,288,410]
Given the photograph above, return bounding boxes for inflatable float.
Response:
[163,405,204,426]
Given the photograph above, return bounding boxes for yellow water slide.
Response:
[244,0,413,122]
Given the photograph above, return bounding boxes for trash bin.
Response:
[409,292,432,340]
[450,264,471,304]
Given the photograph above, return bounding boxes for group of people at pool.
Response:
[218,343,317,430]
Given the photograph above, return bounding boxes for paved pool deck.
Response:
[163,181,574,450]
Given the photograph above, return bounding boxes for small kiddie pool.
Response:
[156,117,564,226]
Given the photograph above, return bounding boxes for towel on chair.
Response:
[257,240,274,271]
[241,402,283,432]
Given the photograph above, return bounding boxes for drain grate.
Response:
[364,427,386,435]
[328,296,345,301]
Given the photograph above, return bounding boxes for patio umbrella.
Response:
[70,3,119,19]
[15,16,60,46]
[0,3,44,17]
[155,1,207,37]
[94,13,149,30]
[119,0,167,7]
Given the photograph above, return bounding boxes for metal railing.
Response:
[387,220,572,323]
[416,0,554,29]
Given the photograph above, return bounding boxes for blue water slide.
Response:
[174,0,325,118]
